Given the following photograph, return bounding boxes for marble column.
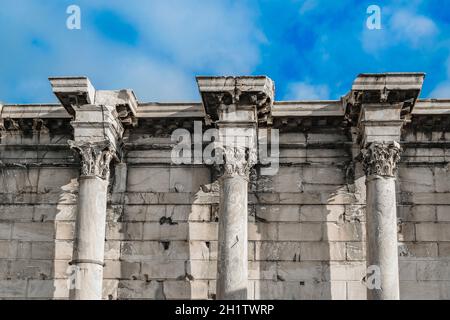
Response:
[216,146,256,300]
[68,140,116,300]
[362,141,402,300]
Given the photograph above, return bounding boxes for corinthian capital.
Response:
[361,142,402,177]
[218,146,257,180]
[68,140,117,179]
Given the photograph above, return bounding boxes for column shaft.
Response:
[366,175,400,300]
[217,175,248,300]
[70,176,108,300]
[362,141,401,300]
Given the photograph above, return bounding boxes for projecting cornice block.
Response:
[196,76,275,125]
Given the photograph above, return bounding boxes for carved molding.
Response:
[217,146,257,180]
[361,141,402,177]
[68,140,117,179]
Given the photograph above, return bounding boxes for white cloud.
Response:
[299,0,319,15]
[0,0,265,103]
[390,10,438,47]
[362,7,438,53]
[430,56,450,99]
[430,82,450,98]
[284,82,330,100]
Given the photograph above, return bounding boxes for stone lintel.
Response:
[196,76,275,125]
[49,77,96,116]
[49,77,138,126]
[344,73,425,126]
[344,73,425,147]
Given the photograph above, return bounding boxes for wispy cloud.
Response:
[362,7,438,53]
[284,82,330,100]
[431,56,450,98]
[0,0,264,103]
[0,0,449,103]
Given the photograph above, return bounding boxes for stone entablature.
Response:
[1,73,450,300]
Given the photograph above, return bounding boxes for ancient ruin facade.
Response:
[0,73,449,300]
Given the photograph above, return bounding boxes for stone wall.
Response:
[1,125,448,299]
[0,74,449,300]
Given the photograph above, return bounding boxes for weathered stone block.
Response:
[144,223,188,241]
[103,279,119,300]
[346,281,366,300]
[248,262,277,280]
[107,222,143,240]
[188,223,217,241]
[398,205,436,222]
[249,222,277,241]
[12,223,54,241]
[121,240,189,261]
[300,242,346,261]
[398,167,434,192]
[398,222,416,242]
[302,167,345,185]
[0,223,12,240]
[169,167,210,193]
[8,259,53,280]
[270,167,303,193]
[438,243,450,257]
[0,240,17,259]
[256,205,300,222]
[417,261,450,280]
[55,240,73,260]
[0,280,27,298]
[400,281,450,300]
[141,261,185,280]
[324,262,365,281]
[188,205,212,222]
[118,280,164,299]
[435,167,450,192]
[255,241,301,261]
[277,262,324,281]
[104,241,120,260]
[123,205,164,222]
[346,242,365,261]
[416,223,450,241]
[31,242,54,260]
[398,242,438,257]
[189,241,211,260]
[187,261,217,280]
[278,223,322,241]
[127,167,170,192]
[0,205,33,221]
[437,206,450,222]
[300,205,345,222]
[27,279,70,298]
[54,260,70,279]
[324,222,364,242]
[104,260,140,280]
[55,222,75,240]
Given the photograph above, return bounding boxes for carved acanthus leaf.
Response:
[218,146,257,179]
[361,142,402,177]
[68,140,117,179]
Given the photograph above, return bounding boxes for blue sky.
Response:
[0,0,449,103]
